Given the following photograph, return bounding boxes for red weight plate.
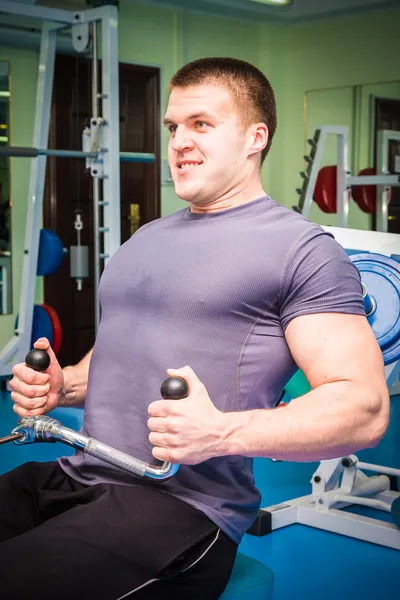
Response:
[352,167,392,214]
[352,167,376,213]
[314,165,337,213]
[41,304,63,355]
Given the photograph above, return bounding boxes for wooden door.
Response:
[43,55,160,367]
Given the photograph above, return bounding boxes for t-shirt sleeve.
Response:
[280,227,366,331]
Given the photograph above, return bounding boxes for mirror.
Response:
[304,80,400,230]
[0,61,12,314]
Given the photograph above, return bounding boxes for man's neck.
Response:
[189,185,266,214]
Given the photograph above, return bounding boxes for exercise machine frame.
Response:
[255,456,400,550]
[0,1,154,377]
[299,125,400,229]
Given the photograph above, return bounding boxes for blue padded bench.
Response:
[220,553,274,599]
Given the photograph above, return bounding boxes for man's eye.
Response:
[168,125,177,133]
[195,121,208,129]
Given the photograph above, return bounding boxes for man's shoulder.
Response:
[259,197,331,249]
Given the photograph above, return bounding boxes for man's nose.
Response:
[171,126,195,152]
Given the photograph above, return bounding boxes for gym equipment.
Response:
[295,126,400,230]
[41,304,62,355]
[29,305,54,350]
[16,227,64,352]
[0,146,154,163]
[16,226,64,351]
[323,225,400,391]
[70,211,89,291]
[15,305,54,349]
[313,165,338,213]
[352,167,392,214]
[314,166,394,216]
[249,456,400,550]
[0,356,275,600]
[0,351,275,599]
[0,349,188,481]
[393,497,400,529]
[15,304,63,356]
[351,253,400,366]
[25,347,51,371]
[0,0,156,377]
[250,227,400,551]
[37,228,65,276]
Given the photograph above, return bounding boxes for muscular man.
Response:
[3,57,389,600]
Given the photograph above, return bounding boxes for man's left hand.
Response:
[148,366,227,465]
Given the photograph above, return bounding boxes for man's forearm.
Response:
[59,349,93,407]
[220,381,389,462]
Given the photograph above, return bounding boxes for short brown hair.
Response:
[169,57,277,163]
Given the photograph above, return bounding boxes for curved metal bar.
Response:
[12,416,178,480]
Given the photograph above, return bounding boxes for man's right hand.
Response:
[10,338,64,418]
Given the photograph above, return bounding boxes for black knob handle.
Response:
[160,377,189,400]
[25,349,50,372]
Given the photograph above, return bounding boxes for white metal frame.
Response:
[301,126,350,228]
[261,456,400,550]
[0,1,123,377]
[301,125,400,229]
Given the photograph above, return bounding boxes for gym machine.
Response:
[0,347,189,481]
[0,1,155,377]
[249,227,400,550]
[295,125,400,230]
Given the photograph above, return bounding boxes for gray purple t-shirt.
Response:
[59,196,365,543]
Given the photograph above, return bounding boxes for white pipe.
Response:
[92,22,101,333]
[334,494,392,512]
[357,461,400,478]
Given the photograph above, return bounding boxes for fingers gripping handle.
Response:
[14,350,189,481]
[144,375,189,478]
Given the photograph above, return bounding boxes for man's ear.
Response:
[247,123,268,157]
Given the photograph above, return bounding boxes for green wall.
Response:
[0,2,399,351]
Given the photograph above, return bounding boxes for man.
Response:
[3,57,389,599]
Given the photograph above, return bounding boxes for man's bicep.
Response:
[284,312,385,389]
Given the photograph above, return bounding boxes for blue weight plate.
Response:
[31,304,54,348]
[37,229,65,276]
[15,305,54,349]
[350,253,400,365]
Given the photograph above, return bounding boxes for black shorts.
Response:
[0,461,238,599]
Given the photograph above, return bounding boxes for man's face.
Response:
[164,84,250,206]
